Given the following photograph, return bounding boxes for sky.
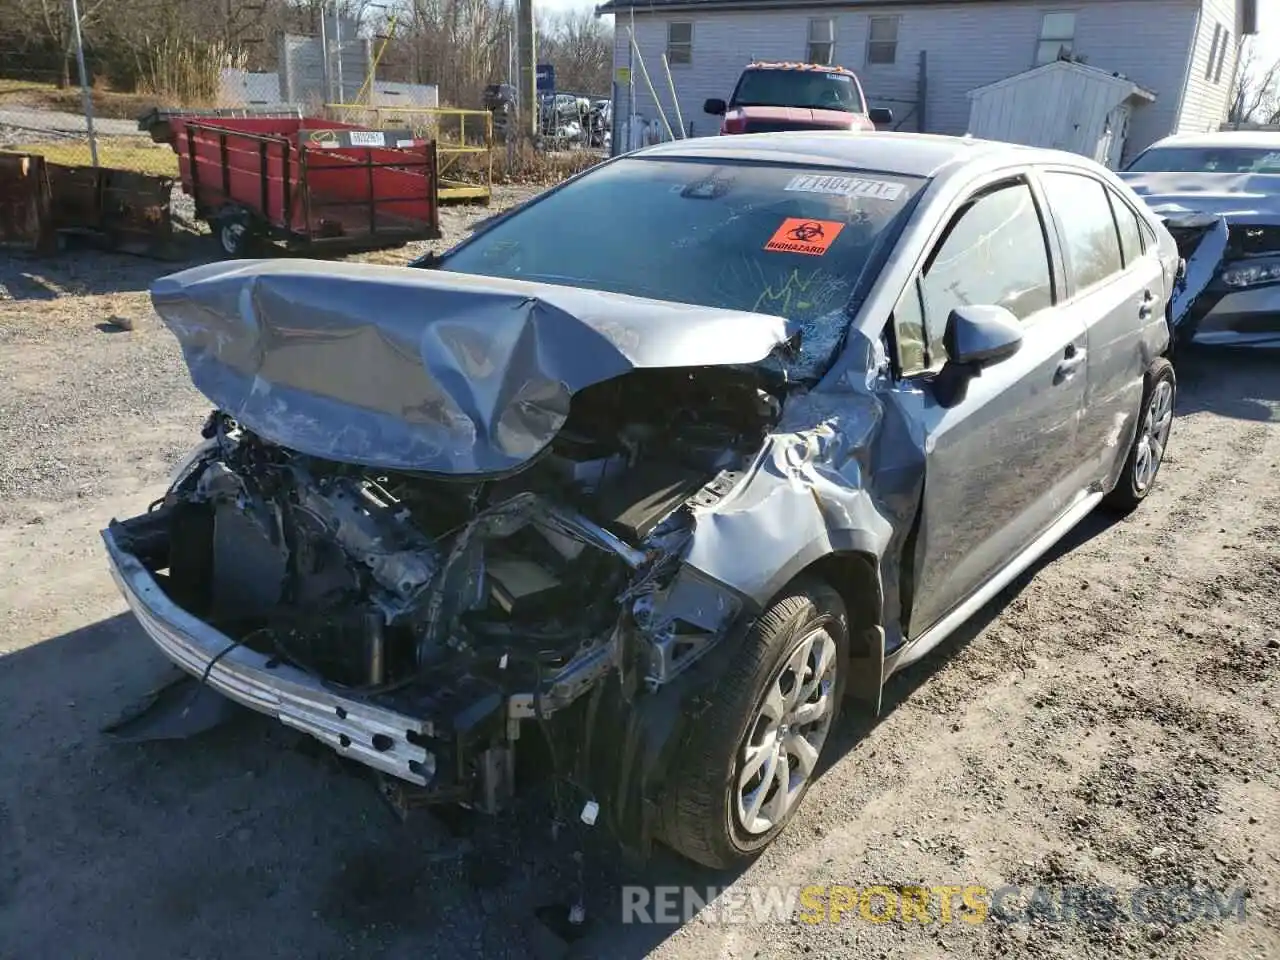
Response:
[1249,2,1280,75]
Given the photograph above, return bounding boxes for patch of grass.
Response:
[47,88,167,121]
[0,78,58,96]
[6,138,178,177]
[490,142,602,185]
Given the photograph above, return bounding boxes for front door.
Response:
[891,176,1091,638]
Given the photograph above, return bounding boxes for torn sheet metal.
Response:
[678,332,917,622]
[1151,204,1231,330]
[150,260,797,475]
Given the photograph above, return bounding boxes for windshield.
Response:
[438,157,924,374]
[1126,145,1280,173]
[731,69,866,113]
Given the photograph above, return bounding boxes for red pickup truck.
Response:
[704,61,892,135]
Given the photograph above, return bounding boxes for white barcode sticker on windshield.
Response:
[784,174,905,201]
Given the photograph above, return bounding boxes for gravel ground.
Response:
[1,187,1278,959]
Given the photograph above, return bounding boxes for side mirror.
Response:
[933,305,1023,407]
[704,98,727,116]
[868,106,893,126]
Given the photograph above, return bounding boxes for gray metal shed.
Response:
[967,60,1156,169]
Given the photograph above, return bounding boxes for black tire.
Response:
[1103,357,1176,514]
[213,209,255,258]
[658,577,849,869]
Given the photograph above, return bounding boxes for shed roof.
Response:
[967,59,1156,103]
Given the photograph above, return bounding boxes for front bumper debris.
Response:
[103,526,437,785]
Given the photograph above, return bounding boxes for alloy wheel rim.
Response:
[1133,379,1174,493]
[735,626,838,836]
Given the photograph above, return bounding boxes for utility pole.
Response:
[69,0,98,167]
[517,0,536,137]
[334,5,345,104]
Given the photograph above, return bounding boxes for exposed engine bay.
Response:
[109,366,779,809]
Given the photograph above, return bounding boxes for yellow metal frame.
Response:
[325,103,493,202]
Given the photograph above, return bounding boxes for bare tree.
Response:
[36,0,116,86]
[1229,42,1280,127]
[537,9,611,95]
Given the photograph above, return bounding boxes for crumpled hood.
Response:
[1119,172,1280,223]
[150,259,794,476]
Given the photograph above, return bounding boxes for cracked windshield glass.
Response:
[441,157,924,371]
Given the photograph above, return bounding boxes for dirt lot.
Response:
[1,187,1278,960]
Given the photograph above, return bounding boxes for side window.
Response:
[915,181,1053,366]
[1107,187,1145,267]
[1040,172,1125,291]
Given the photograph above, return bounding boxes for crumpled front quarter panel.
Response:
[680,335,924,630]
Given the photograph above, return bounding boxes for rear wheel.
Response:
[1103,358,1176,513]
[659,577,849,869]
[213,209,256,258]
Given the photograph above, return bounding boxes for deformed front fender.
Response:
[681,392,895,604]
[672,334,926,706]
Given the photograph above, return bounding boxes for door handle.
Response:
[1055,345,1087,382]
[1138,290,1156,319]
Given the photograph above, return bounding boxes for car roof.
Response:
[1142,130,1280,151]
[632,130,1093,180]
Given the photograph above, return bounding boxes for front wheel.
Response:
[659,577,849,869]
[1104,358,1176,513]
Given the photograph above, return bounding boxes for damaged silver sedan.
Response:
[104,132,1180,869]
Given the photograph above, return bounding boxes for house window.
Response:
[866,15,899,65]
[1214,28,1231,83]
[1035,12,1076,66]
[667,22,693,65]
[808,18,835,65]
[1205,23,1222,80]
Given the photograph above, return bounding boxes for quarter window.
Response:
[1107,188,1145,267]
[667,22,693,65]
[808,18,836,65]
[1041,172,1125,291]
[903,181,1053,371]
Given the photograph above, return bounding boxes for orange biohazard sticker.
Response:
[764,218,845,256]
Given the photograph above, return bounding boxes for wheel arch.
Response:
[790,548,886,714]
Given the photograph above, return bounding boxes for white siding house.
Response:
[599,0,1258,162]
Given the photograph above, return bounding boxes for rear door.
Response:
[890,174,1091,637]
[1035,170,1166,489]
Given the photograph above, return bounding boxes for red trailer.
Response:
[143,111,441,257]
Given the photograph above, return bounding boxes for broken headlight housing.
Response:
[1221,259,1280,288]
